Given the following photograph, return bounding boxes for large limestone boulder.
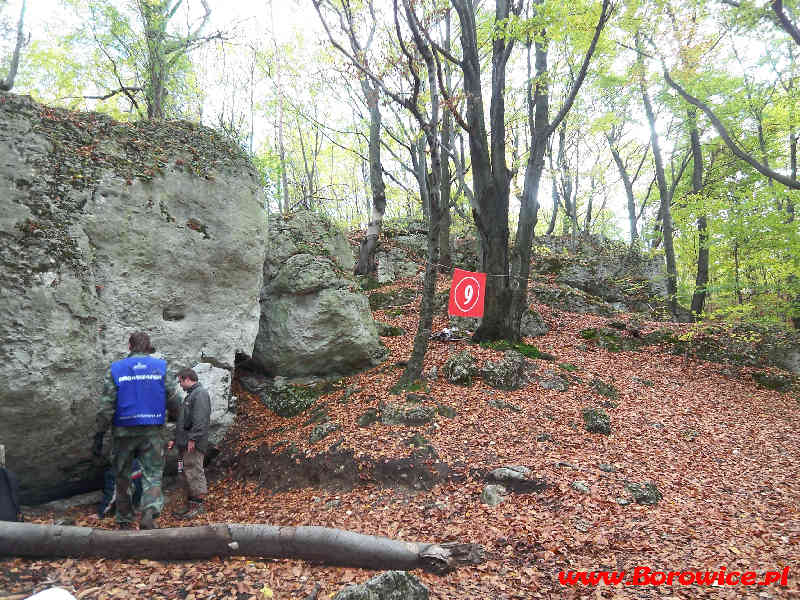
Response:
[0,94,266,502]
[252,211,385,377]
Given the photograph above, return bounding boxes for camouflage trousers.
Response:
[112,433,165,524]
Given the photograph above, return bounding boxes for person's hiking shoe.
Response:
[117,521,136,530]
[179,500,205,520]
[139,508,158,530]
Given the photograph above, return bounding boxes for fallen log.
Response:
[0,522,484,574]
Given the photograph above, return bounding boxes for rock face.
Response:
[529,235,686,320]
[0,94,266,502]
[252,211,385,378]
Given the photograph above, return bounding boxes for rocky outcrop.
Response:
[252,211,385,378]
[0,94,266,502]
[530,235,688,320]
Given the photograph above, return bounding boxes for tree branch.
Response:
[772,0,800,46]
[545,0,614,138]
[664,70,800,189]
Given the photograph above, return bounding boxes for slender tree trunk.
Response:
[354,80,387,276]
[607,136,639,244]
[0,0,26,92]
[641,40,678,315]
[438,10,453,271]
[412,137,430,225]
[507,0,610,338]
[547,173,559,235]
[584,176,594,233]
[397,0,443,386]
[688,109,709,318]
[509,29,547,342]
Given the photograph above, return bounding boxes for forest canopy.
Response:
[3,0,799,328]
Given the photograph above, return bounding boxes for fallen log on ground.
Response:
[0,522,484,574]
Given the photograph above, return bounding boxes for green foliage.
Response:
[480,340,556,361]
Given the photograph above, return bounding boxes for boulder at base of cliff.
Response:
[0,93,266,503]
[252,211,386,378]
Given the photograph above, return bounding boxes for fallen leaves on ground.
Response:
[2,274,799,600]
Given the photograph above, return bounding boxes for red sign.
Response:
[448,268,487,318]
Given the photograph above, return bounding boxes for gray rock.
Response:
[259,377,320,417]
[571,481,590,494]
[520,309,549,337]
[376,251,396,284]
[436,404,457,419]
[625,482,662,505]
[487,465,547,493]
[574,518,591,532]
[490,466,532,482]
[480,351,527,390]
[598,463,617,473]
[591,378,619,399]
[253,211,385,377]
[442,350,478,385]
[616,497,632,506]
[377,248,419,284]
[270,254,348,295]
[582,407,611,435]
[0,95,265,503]
[381,404,436,426]
[368,287,418,310]
[537,370,570,392]
[488,397,523,412]
[309,422,341,444]
[752,372,794,393]
[333,571,429,600]
[481,484,508,506]
[448,316,480,332]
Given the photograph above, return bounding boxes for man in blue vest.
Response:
[94,331,180,530]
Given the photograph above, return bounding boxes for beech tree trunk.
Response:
[639,35,678,315]
[451,0,517,343]
[688,109,709,318]
[354,79,387,276]
[0,522,483,575]
[508,0,611,339]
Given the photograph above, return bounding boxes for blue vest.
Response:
[111,355,167,426]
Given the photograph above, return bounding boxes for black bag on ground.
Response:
[0,467,21,521]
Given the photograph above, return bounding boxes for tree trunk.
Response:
[438,10,454,271]
[508,33,548,342]
[507,0,611,338]
[354,79,387,276]
[414,136,431,225]
[688,109,709,318]
[0,522,483,575]
[452,0,516,343]
[607,136,639,244]
[641,40,678,315]
[0,0,26,92]
[397,0,443,386]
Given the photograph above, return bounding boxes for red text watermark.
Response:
[559,566,790,587]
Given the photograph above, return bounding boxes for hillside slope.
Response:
[3,271,799,600]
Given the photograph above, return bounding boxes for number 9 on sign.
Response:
[447,268,487,318]
[454,276,480,312]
